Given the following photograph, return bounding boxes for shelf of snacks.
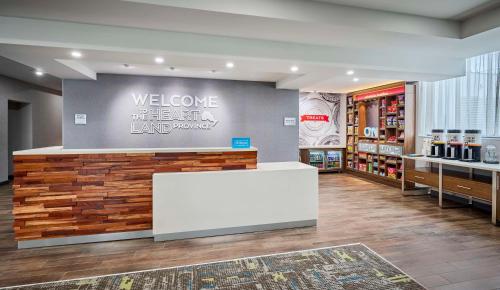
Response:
[344,82,416,188]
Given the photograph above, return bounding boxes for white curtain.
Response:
[418,51,500,136]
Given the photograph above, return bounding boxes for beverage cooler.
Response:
[309,150,326,169]
[326,150,342,170]
[299,148,344,172]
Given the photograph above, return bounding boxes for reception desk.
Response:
[153,162,318,241]
[12,146,257,248]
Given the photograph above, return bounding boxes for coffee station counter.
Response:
[402,155,500,225]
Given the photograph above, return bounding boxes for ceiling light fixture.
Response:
[123,64,134,69]
[226,62,234,68]
[346,70,354,75]
[169,66,175,71]
[34,70,44,76]
[210,69,217,73]
[154,57,164,64]
[71,51,82,58]
[353,77,359,82]
[290,65,299,72]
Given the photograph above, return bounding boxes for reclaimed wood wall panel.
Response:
[12,151,257,241]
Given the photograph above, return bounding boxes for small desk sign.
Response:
[232,137,251,149]
[284,117,297,126]
[74,114,87,125]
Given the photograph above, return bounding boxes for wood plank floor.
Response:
[2,174,500,289]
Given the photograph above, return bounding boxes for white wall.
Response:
[0,76,62,182]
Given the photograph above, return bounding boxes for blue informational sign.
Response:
[232,137,251,149]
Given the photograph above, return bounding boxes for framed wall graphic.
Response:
[299,92,346,148]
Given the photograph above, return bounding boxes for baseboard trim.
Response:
[18,230,153,249]
[154,220,317,242]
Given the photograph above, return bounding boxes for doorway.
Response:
[8,100,32,179]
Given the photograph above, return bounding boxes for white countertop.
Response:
[13,146,257,155]
[403,155,500,172]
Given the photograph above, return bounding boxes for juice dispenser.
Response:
[444,129,463,160]
[461,130,481,162]
[428,129,446,158]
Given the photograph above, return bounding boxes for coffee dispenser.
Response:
[461,129,481,162]
[444,129,463,160]
[428,129,446,158]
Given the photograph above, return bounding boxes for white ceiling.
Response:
[0,0,499,93]
[313,0,497,19]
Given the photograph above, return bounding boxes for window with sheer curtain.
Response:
[418,51,500,137]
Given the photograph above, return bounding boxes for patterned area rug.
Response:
[7,243,425,289]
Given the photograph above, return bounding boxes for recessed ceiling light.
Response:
[154,57,164,64]
[290,65,299,72]
[71,51,82,58]
[346,70,354,75]
[353,77,360,82]
[34,70,44,76]
[123,64,134,69]
[226,62,234,68]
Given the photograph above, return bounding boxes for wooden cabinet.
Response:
[405,168,439,188]
[443,175,492,201]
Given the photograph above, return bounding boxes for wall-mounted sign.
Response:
[354,86,405,101]
[284,117,297,126]
[300,115,329,122]
[299,92,346,148]
[129,93,219,134]
[379,144,403,156]
[74,114,87,125]
[232,137,251,149]
[358,142,378,154]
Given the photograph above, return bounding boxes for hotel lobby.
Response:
[1,1,500,289]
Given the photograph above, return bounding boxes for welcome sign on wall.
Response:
[130,93,219,134]
[299,92,346,148]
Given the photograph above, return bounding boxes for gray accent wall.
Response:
[0,76,62,182]
[63,74,299,162]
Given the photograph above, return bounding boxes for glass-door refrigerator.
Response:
[308,150,326,169]
[325,150,342,170]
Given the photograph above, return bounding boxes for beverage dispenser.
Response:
[444,129,463,160]
[461,129,481,162]
[428,129,446,158]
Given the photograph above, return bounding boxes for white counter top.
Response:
[13,146,257,155]
[403,155,500,172]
